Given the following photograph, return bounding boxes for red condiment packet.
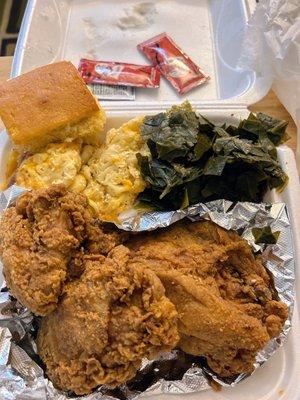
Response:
[78,58,160,88]
[138,33,210,95]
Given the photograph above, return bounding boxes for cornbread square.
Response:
[0,61,103,150]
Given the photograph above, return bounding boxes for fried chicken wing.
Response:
[0,186,125,316]
[37,245,178,395]
[127,220,288,377]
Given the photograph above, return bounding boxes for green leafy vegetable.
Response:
[193,132,213,160]
[137,102,289,210]
[204,156,227,176]
[137,154,202,199]
[211,136,287,190]
[252,226,280,244]
[256,113,289,145]
[140,101,199,162]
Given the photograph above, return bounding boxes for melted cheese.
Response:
[16,142,83,190]
[83,116,150,220]
[13,117,149,221]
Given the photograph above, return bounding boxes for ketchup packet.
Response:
[138,33,210,95]
[78,59,160,88]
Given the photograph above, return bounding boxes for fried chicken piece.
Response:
[0,184,288,385]
[0,186,93,316]
[127,220,288,377]
[0,185,132,315]
[67,221,128,280]
[37,246,178,395]
[86,220,129,255]
[157,271,269,376]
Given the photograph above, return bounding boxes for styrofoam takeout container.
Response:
[0,0,300,398]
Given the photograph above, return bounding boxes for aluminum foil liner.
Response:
[0,186,295,399]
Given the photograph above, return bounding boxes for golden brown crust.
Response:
[127,220,288,377]
[37,245,179,395]
[0,186,92,315]
[0,61,100,148]
[0,188,288,386]
[158,271,268,377]
[0,185,123,316]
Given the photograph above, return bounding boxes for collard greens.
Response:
[137,102,289,210]
[252,226,280,245]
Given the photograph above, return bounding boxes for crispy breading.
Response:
[0,186,124,315]
[0,186,288,386]
[37,246,179,395]
[127,220,288,377]
[156,271,268,376]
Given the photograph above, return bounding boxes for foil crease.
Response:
[0,187,295,399]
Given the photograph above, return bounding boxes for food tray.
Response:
[2,0,300,399]
[13,0,270,112]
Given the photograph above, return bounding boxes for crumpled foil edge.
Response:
[0,186,295,400]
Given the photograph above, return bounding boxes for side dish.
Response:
[15,142,83,190]
[0,61,106,151]
[137,102,289,208]
[0,62,289,221]
[82,117,150,219]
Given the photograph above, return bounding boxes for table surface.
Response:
[0,56,297,151]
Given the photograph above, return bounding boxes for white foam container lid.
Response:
[1,0,300,398]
